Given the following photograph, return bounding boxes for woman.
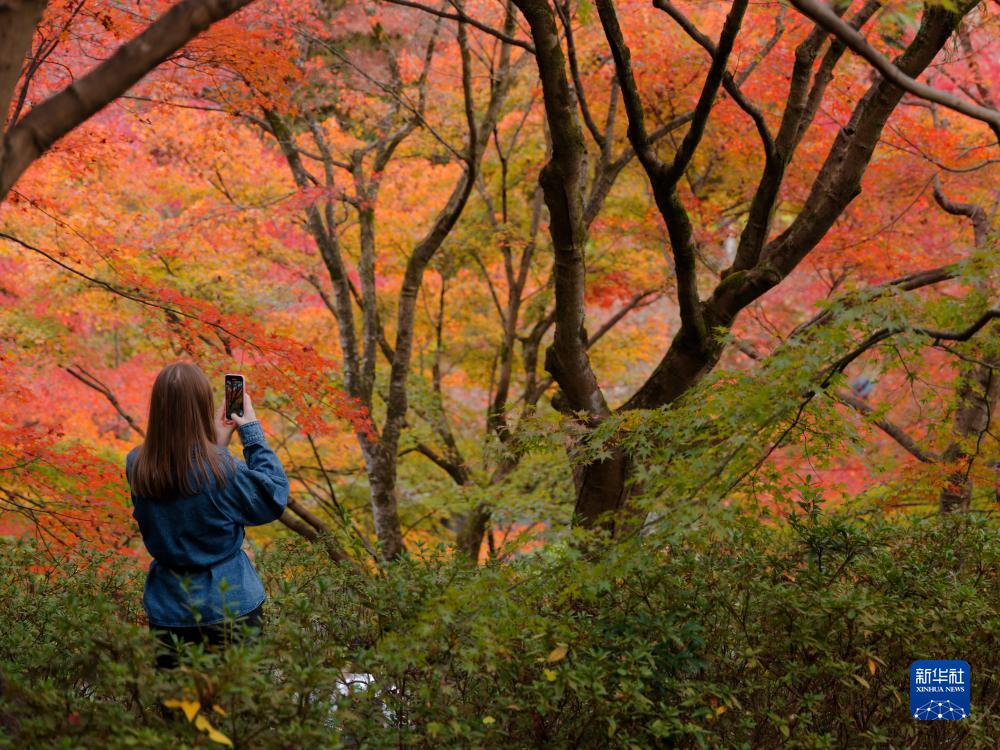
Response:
[126,362,289,668]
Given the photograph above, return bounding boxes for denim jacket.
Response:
[126,421,289,627]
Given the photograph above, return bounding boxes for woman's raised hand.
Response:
[231,392,257,427]
[214,401,236,447]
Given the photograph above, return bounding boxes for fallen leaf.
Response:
[547,644,569,663]
[163,698,200,722]
[195,714,234,747]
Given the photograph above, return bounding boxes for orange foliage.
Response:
[1,0,996,558]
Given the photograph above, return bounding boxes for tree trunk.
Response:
[939,361,998,513]
[547,0,978,529]
[363,442,406,561]
[0,2,48,146]
[932,170,995,513]
[571,328,728,526]
[454,505,490,561]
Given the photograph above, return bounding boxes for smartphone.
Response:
[224,374,245,419]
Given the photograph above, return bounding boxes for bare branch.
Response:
[0,231,261,351]
[554,0,604,147]
[833,390,939,463]
[382,0,534,52]
[586,289,662,347]
[823,308,999,387]
[654,0,774,162]
[790,0,1000,140]
[412,442,470,486]
[597,0,749,342]
[64,366,146,438]
[932,177,989,248]
[789,262,960,337]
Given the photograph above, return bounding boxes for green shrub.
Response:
[1,508,997,748]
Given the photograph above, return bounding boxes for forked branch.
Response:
[790,0,1000,140]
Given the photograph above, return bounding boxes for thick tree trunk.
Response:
[932,167,994,512]
[0,3,48,143]
[629,2,974,527]
[573,329,728,527]
[363,443,406,560]
[573,452,629,529]
[454,505,490,560]
[515,0,643,536]
[514,0,979,530]
[938,360,998,513]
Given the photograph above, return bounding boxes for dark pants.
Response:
[151,604,264,670]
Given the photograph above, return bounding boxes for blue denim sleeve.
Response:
[217,421,290,526]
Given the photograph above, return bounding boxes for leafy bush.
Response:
[1,507,997,748]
